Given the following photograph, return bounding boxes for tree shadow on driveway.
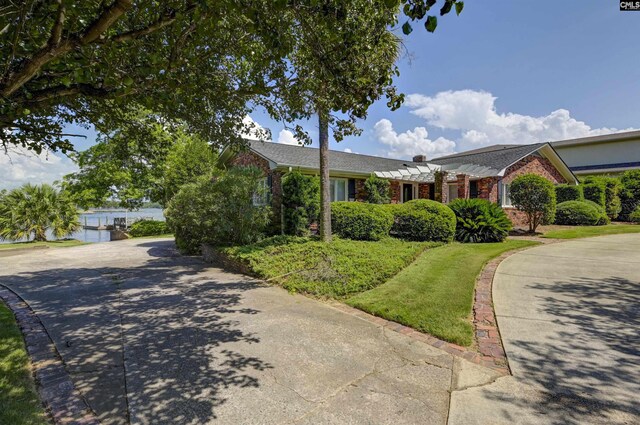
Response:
[491,275,640,425]
[0,240,272,425]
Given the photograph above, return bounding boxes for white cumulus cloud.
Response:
[276,129,301,145]
[1,147,78,190]
[405,90,634,149]
[373,118,456,159]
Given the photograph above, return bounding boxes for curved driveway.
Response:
[450,234,640,425]
[0,238,491,425]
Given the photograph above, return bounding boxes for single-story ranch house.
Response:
[219,140,578,227]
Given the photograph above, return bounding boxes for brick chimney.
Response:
[413,154,427,163]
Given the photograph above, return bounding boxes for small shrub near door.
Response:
[448,199,512,243]
[331,202,393,241]
[555,184,583,204]
[363,174,391,204]
[128,220,169,237]
[555,200,610,226]
[391,199,456,242]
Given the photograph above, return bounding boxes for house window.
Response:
[501,182,512,207]
[448,184,458,203]
[253,177,270,206]
[470,181,479,199]
[330,178,348,202]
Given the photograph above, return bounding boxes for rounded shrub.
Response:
[331,202,393,241]
[448,199,512,243]
[620,170,640,221]
[128,220,169,237]
[555,200,610,226]
[391,199,456,242]
[555,184,583,204]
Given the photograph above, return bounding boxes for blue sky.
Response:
[5,0,639,188]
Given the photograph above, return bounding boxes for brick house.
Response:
[219,140,578,228]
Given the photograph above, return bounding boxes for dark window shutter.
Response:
[348,179,356,201]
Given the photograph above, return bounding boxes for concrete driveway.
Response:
[450,233,640,425]
[0,238,492,425]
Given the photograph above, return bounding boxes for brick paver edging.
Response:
[0,285,100,425]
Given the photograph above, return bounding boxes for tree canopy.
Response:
[1,0,463,154]
[62,108,217,209]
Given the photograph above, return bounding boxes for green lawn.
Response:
[221,236,439,298]
[0,239,87,250]
[0,303,48,425]
[541,223,640,239]
[347,240,539,346]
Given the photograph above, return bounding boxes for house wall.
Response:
[390,181,401,203]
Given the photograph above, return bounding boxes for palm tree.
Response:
[0,184,80,242]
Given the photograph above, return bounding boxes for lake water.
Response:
[0,208,165,244]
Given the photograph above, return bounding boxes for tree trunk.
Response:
[318,111,332,242]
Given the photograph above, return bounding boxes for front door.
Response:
[402,184,414,203]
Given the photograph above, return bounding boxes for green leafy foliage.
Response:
[282,171,320,236]
[165,167,271,254]
[363,174,391,204]
[582,182,606,208]
[0,184,80,242]
[390,199,456,242]
[221,236,436,297]
[128,220,169,238]
[619,170,640,221]
[63,109,217,209]
[0,1,462,153]
[331,202,394,241]
[582,176,621,219]
[509,174,556,232]
[448,199,512,243]
[629,206,640,223]
[555,184,583,204]
[555,200,610,226]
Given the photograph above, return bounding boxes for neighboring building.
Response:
[219,140,577,228]
[548,130,640,175]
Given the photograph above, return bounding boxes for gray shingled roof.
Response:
[430,143,547,172]
[248,140,429,174]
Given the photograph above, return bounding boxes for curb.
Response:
[0,285,100,425]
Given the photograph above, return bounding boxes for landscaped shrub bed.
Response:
[555,200,610,226]
[555,184,583,204]
[389,199,456,242]
[128,220,169,237]
[331,202,393,241]
[620,170,640,221]
[448,198,512,243]
[630,206,640,223]
[221,236,438,297]
[583,182,606,208]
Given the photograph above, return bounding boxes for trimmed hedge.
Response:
[620,170,640,221]
[390,199,456,242]
[448,199,512,243]
[331,202,393,241]
[128,220,169,237]
[583,176,621,220]
[555,184,583,204]
[583,183,606,208]
[555,200,610,226]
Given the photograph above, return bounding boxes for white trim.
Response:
[330,178,348,202]
[400,182,418,203]
[500,181,513,207]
